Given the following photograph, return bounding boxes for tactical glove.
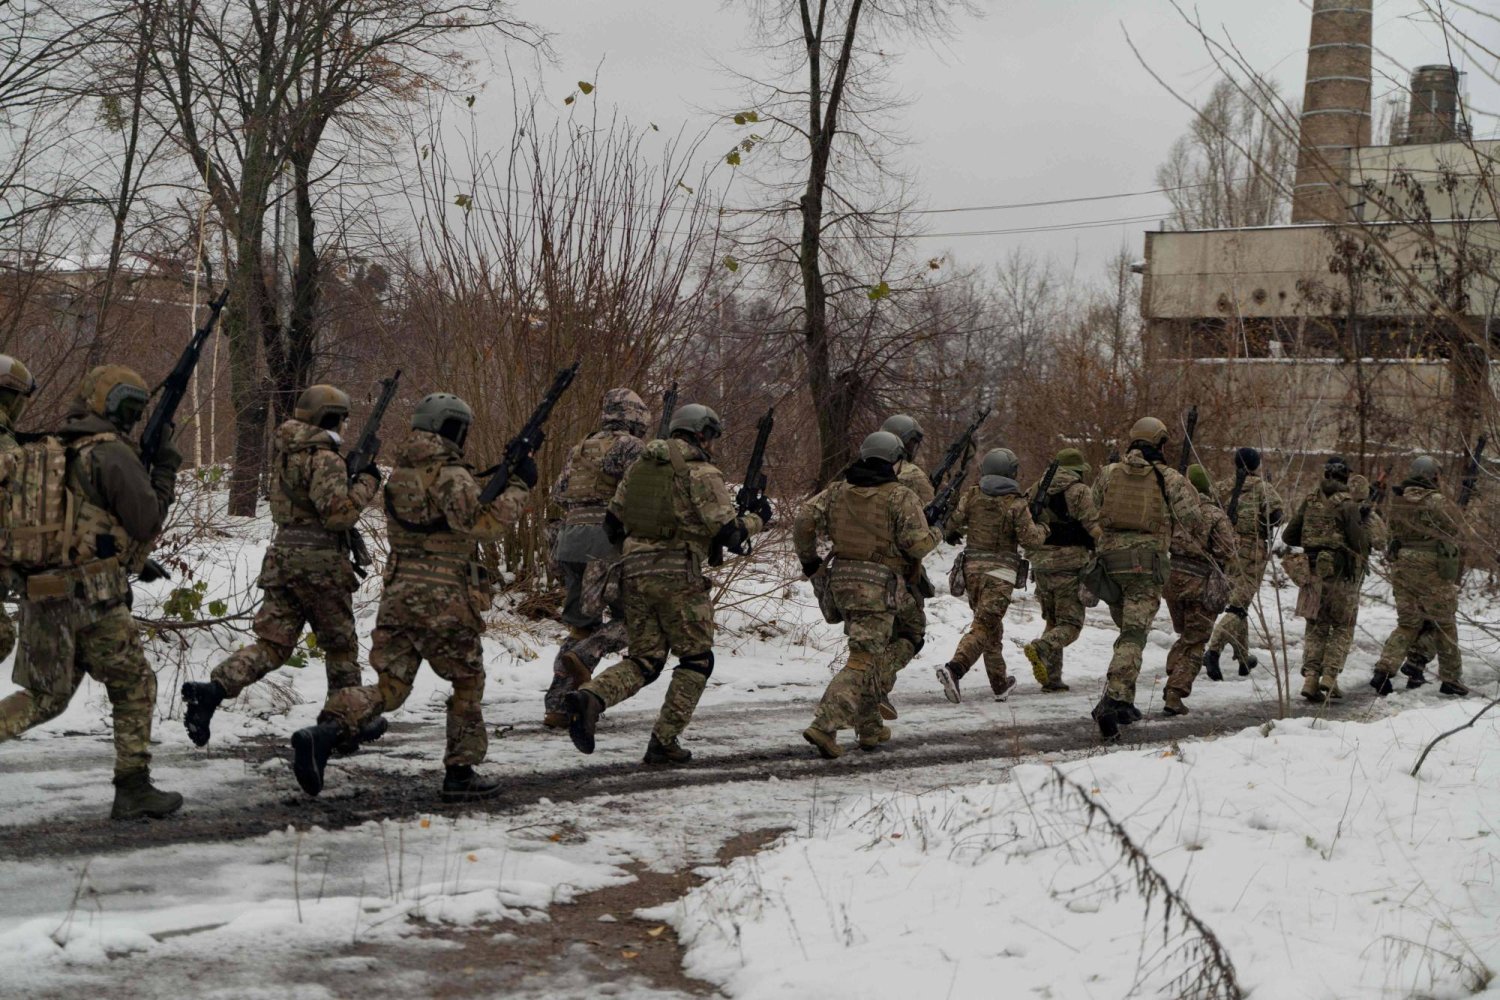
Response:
[154,434,186,475]
[751,495,773,526]
[603,510,627,546]
[800,556,823,579]
[713,518,748,555]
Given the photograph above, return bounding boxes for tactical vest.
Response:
[560,432,624,507]
[828,483,903,570]
[1,432,130,573]
[1388,489,1447,547]
[384,460,475,583]
[1232,478,1263,536]
[270,434,336,530]
[619,444,686,541]
[1299,491,1346,550]
[1041,487,1092,547]
[964,491,1016,553]
[1099,462,1167,533]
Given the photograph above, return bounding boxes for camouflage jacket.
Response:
[1170,494,1237,567]
[794,464,938,573]
[261,419,378,585]
[1388,481,1464,555]
[550,426,645,514]
[896,460,935,506]
[1215,474,1284,544]
[60,409,173,546]
[1283,480,1368,565]
[1027,467,1102,571]
[947,479,1046,556]
[609,437,762,565]
[1092,449,1202,555]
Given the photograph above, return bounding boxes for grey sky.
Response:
[499,0,1500,281]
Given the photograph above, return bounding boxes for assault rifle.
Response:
[656,382,679,440]
[1029,460,1060,522]
[479,361,580,505]
[710,407,774,567]
[342,370,401,578]
[1225,464,1249,525]
[924,468,967,528]
[929,406,990,491]
[1176,404,1198,474]
[140,287,229,471]
[1459,434,1487,508]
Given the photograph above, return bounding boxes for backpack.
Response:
[2,435,78,572]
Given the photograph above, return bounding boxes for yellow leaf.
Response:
[621,950,639,960]
[467,853,478,862]
[419,818,431,829]
[578,81,594,94]
[647,926,666,937]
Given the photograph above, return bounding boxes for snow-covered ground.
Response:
[2,487,1498,998]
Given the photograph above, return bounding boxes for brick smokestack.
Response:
[1290,1,1372,223]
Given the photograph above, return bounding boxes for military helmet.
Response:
[1410,455,1441,483]
[78,364,149,430]
[293,384,351,430]
[1187,463,1213,497]
[1324,454,1351,482]
[1128,416,1168,449]
[1348,474,1371,503]
[601,388,648,432]
[880,414,924,455]
[0,355,37,425]
[668,403,722,440]
[1055,447,1088,471]
[412,392,474,447]
[859,430,905,465]
[981,447,1019,480]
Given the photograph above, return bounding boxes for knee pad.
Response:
[633,656,667,686]
[678,652,715,679]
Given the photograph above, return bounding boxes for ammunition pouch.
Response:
[1308,547,1353,582]
[1081,554,1122,605]
[1170,553,1229,610]
[22,556,127,606]
[827,557,900,614]
[811,569,842,624]
[564,505,609,529]
[621,547,697,585]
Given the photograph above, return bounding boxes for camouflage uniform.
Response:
[578,437,763,750]
[1282,477,1368,693]
[1372,479,1465,686]
[1206,473,1283,667]
[1025,461,1101,689]
[545,392,646,723]
[210,419,378,701]
[1163,480,1237,709]
[0,407,178,781]
[1091,449,1203,704]
[796,463,938,747]
[868,458,935,708]
[944,478,1046,694]
[322,431,529,767]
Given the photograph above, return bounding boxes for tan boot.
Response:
[1300,672,1325,703]
[857,725,892,751]
[1024,642,1048,686]
[803,727,843,760]
[1162,690,1188,716]
[1320,673,1342,700]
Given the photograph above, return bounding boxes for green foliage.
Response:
[162,581,208,622]
[194,464,227,486]
[723,255,740,273]
[867,281,892,301]
[454,193,473,211]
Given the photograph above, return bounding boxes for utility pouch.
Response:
[1437,553,1461,583]
[828,558,899,614]
[1314,550,1338,580]
[947,551,968,598]
[811,569,842,625]
[1081,554,1123,604]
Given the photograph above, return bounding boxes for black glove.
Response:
[515,454,539,489]
[800,556,823,579]
[138,558,171,584]
[603,510,627,546]
[751,495,773,526]
[713,518,748,554]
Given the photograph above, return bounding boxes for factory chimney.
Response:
[1403,65,1469,145]
[1289,0,1372,223]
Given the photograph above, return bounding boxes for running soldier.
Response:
[1369,456,1470,697]
[544,388,648,728]
[1281,456,1368,703]
[0,356,37,663]
[1161,465,1237,715]
[1022,448,1101,691]
[798,431,938,758]
[874,413,934,721]
[300,393,536,799]
[1204,447,1283,679]
[0,366,184,819]
[564,404,768,764]
[1089,417,1203,740]
[935,448,1046,703]
[182,385,380,746]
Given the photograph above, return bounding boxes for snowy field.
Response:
[2,487,1498,998]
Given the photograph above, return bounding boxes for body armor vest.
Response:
[1299,490,1346,551]
[828,483,903,570]
[270,432,336,530]
[384,460,473,583]
[1388,489,1446,547]
[560,432,624,507]
[619,442,686,541]
[1099,461,1167,533]
[964,491,1019,553]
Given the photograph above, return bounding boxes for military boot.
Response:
[1322,675,1343,700]
[291,721,341,796]
[857,725,892,752]
[1236,653,1259,677]
[936,662,964,703]
[990,675,1018,702]
[1300,672,1325,703]
[181,680,226,747]
[1202,649,1223,682]
[802,726,843,760]
[1400,661,1428,689]
[1162,690,1188,716]
[877,696,898,721]
[1091,696,1129,743]
[334,716,389,757]
[1440,680,1471,698]
[442,765,503,801]
[1024,642,1049,686]
[558,650,593,688]
[111,770,184,820]
[565,690,604,755]
[1369,670,1394,697]
[643,734,692,765]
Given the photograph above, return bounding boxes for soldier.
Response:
[1022,448,1102,691]
[181,385,381,747]
[0,356,37,664]
[798,431,938,757]
[543,388,648,728]
[564,404,769,764]
[1203,447,1283,679]
[1089,417,1203,740]
[1280,456,1368,703]
[1368,455,1469,697]
[298,393,536,800]
[873,413,934,721]
[1161,465,1237,715]
[935,448,1046,703]
[0,366,184,819]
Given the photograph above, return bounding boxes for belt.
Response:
[564,506,609,528]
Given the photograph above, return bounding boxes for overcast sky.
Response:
[496,0,1500,282]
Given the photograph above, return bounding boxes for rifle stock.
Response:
[1028,460,1060,522]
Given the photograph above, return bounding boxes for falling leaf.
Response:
[564,95,575,106]
[866,280,891,301]
[928,257,942,270]
[722,255,739,272]
[578,81,595,94]
[465,95,475,107]
[733,112,747,125]
[647,926,666,937]
[725,149,741,167]
[621,950,640,960]
[454,193,472,210]
[890,832,903,839]
[419,818,431,829]
[549,832,563,842]
[467,853,478,862]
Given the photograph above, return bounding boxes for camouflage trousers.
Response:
[1374,555,1461,683]
[0,604,14,663]
[545,559,627,717]
[1104,571,1163,703]
[812,585,924,738]
[212,579,362,701]
[950,572,1015,693]
[1208,545,1268,662]
[1301,575,1360,680]
[1031,568,1086,686]
[0,599,155,777]
[1164,570,1218,698]
[582,570,715,745]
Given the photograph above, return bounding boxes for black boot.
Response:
[565,690,604,755]
[1400,661,1428,689]
[1440,680,1471,698]
[333,716,389,757]
[441,765,503,801]
[1092,696,1128,743]
[1237,653,1259,677]
[181,680,226,748]
[111,770,184,820]
[1369,671,1394,697]
[643,734,693,765]
[291,722,341,797]
[1202,650,1223,682]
